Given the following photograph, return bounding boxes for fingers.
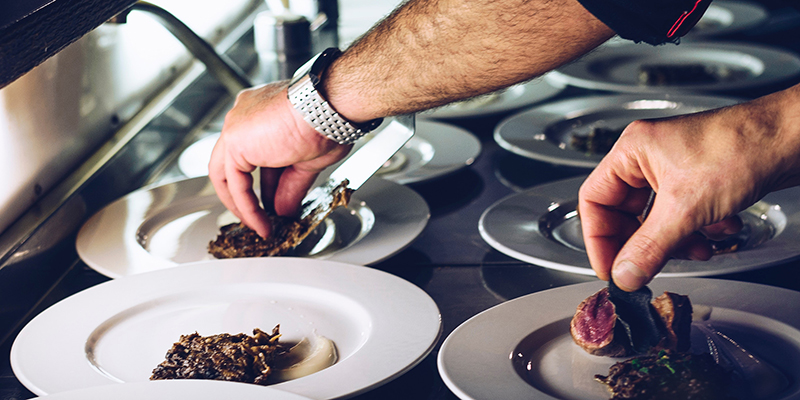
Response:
[224,153,271,238]
[209,138,243,222]
[579,170,652,282]
[260,167,285,214]
[611,198,697,291]
[700,215,743,240]
[579,198,635,282]
[672,233,713,261]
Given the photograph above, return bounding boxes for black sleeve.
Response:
[576,0,714,45]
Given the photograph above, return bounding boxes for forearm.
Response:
[712,82,800,195]
[323,0,614,122]
[748,82,800,192]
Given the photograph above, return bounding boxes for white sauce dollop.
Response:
[272,334,338,381]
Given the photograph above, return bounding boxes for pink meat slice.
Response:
[570,288,629,357]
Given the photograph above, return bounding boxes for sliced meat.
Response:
[571,287,694,357]
[570,288,631,357]
[651,291,693,352]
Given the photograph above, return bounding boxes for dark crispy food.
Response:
[151,326,285,385]
[570,126,624,155]
[651,292,692,352]
[595,351,737,400]
[638,64,719,86]
[208,217,307,258]
[570,288,692,357]
[710,235,742,254]
[208,181,353,258]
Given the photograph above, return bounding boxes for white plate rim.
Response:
[75,176,429,278]
[548,41,800,93]
[419,76,566,119]
[373,120,482,184]
[493,94,742,168]
[478,175,800,277]
[686,0,768,38]
[178,121,481,185]
[28,380,314,400]
[12,258,443,399]
[437,277,800,400]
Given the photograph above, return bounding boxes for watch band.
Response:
[288,48,383,145]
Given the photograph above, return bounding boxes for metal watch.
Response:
[287,47,383,145]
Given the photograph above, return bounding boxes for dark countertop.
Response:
[3,3,800,399]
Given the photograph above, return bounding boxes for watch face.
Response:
[309,48,342,84]
[290,48,340,87]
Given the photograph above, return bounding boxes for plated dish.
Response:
[176,131,219,179]
[12,258,442,398]
[687,0,768,38]
[419,77,566,120]
[178,120,481,184]
[494,94,741,168]
[76,176,429,278]
[29,380,312,400]
[438,278,800,400]
[479,175,800,276]
[355,120,482,184]
[547,42,800,93]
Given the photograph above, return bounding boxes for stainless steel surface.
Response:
[0,3,260,270]
[0,0,259,244]
[114,1,253,94]
[275,14,313,79]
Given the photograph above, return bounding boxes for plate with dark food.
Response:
[418,76,566,119]
[28,380,313,400]
[493,94,741,168]
[178,120,481,185]
[479,175,800,276]
[12,258,442,398]
[76,176,429,278]
[438,278,800,400]
[547,42,800,94]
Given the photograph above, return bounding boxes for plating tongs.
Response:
[275,114,415,243]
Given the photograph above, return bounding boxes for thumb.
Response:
[611,201,696,291]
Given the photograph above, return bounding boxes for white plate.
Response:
[419,77,566,120]
[179,121,481,184]
[76,176,429,278]
[479,175,800,276]
[547,42,800,93]
[438,278,800,400]
[12,258,442,399]
[28,380,312,400]
[177,132,219,179]
[493,94,741,168]
[687,0,768,38]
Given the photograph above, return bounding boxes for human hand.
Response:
[578,90,800,291]
[208,81,351,238]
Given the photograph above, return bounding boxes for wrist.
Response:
[775,85,800,189]
[738,84,800,191]
[320,51,386,124]
[287,48,382,144]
